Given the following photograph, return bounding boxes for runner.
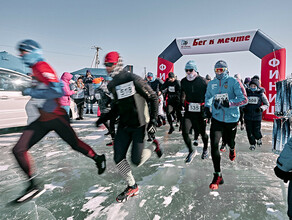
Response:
[243,79,269,150]
[204,60,247,190]
[161,72,182,134]
[12,40,106,203]
[181,60,208,163]
[102,51,162,202]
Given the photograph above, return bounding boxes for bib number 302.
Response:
[116,81,136,99]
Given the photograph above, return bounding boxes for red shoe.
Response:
[229,149,236,161]
[220,145,226,152]
[116,184,139,203]
[209,173,224,190]
[106,141,114,147]
[153,139,163,158]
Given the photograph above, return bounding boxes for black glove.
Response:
[147,119,157,139]
[221,99,230,108]
[274,166,292,183]
[204,107,212,119]
[214,99,220,110]
[255,107,263,113]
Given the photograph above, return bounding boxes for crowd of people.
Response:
[10,39,292,218]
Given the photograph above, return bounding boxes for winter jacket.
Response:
[161,78,181,105]
[84,76,95,96]
[24,61,65,121]
[277,138,292,172]
[59,72,75,106]
[95,82,112,114]
[147,78,164,94]
[244,87,269,121]
[108,70,158,128]
[205,75,247,123]
[181,76,207,114]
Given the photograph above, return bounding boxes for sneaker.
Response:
[86,109,89,114]
[116,184,139,203]
[249,145,256,151]
[162,120,166,125]
[76,117,81,120]
[256,139,262,147]
[15,181,45,203]
[229,149,236,161]
[80,117,84,120]
[168,127,175,134]
[201,149,208,159]
[193,139,198,146]
[95,154,106,174]
[90,110,94,114]
[175,123,179,127]
[220,144,226,152]
[185,151,194,164]
[106,141,114,147]
[104,131,110,136]
[209,173,224,190]
[153,139,163,158]
[147,138,152,142]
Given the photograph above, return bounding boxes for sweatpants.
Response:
[245,120,262,145]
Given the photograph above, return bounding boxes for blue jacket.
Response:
[205,74,248,123]
[277,138,292,172]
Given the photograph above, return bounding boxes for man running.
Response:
[161,72,182,134]
[181,60,208,163]
[102,51,162,202]
[205,60,247,190]
[12,40,106,203]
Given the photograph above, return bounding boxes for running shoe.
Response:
[220,144,226,152]
[116,184,139,203]
[95,154,106,175]
[104,131,110,136]
[229,149,236,161]
[256,139,262,147]
[185,151,194,164]
[249,145,256,151]
[147,138,152,142]
[106,141,114,147]
[153,139,163,158]
[15,179,45,203]
[162,120,166,125]
[209,173,224,190]
[168,126,175,134]
[193,139,198,146]
[201,149,208,159]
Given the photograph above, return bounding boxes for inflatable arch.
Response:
[157,29,286,120]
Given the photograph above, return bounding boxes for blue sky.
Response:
[1,0,291,80]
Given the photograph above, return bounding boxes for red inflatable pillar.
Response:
[157,57,174,82]
[261,48,286,121]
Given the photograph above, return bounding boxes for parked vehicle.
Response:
[0,68,77,130]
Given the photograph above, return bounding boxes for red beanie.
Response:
[105,51,119,64]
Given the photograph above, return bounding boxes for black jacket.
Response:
[161,78,181,104]
[147,78,164,94]
[108,70,158,128]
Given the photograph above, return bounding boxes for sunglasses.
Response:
[185,69,194,72]
[215,68,226,73]
[104,62,114,67]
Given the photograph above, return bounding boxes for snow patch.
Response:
[158,186,165,190]
[153,215,161,220]
[162,186,179,207]
[46,151,63,157]
[139,199,146,207]
[209,191,219,197]
[228,210,240,219]
[188,204,194,210]
[0,165,9,171]
[44,183,64,191]
[81,195,107,212]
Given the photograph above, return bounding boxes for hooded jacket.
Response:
[205,74,248,123]
[59,72,75,106]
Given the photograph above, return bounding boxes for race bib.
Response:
[248,96,259,104]
[116,81,136,99]
[188,103,201,112]
[95,93,101,100]
[168,86,175,92]
[215,93,229,102]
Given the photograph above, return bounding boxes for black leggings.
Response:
[245,120,262,145]
[166,102,182,127]
[182,112,208,152]
[210,118,237,173]
[113,125,146,166]
[12,114,97,178]
[74,98,85,118]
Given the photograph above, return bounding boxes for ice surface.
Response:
[0,114,290,220]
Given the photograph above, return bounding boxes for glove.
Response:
[255,107,263,113]
[221,99,230,108]
[22,88,32,96]
[204,107,212,119]
[214,99,220,110]
[274,166,292,183]
[147,119,157,139]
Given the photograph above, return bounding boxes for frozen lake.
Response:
[0,115,289,220]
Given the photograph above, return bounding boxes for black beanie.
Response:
[249,79,260,87]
